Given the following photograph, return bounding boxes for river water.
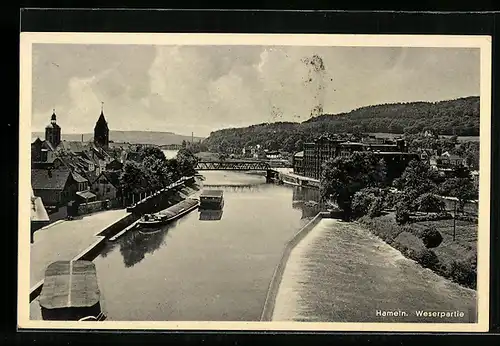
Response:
[90,171,312,321]
[28,149,477,322]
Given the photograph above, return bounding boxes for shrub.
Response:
[417,249,440,269]
[352,190,376,218]
[408,212,453,223]
[395,203,410,225]
[449,260,476,289]
[418,227,443,248]
[358,216,404,244]
[382,191,398,210]
[392,231,440,270]
[368,197,384,218]
[455,214,478,222]
[416,193,446,213]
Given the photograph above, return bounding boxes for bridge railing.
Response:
[196,161,271,170]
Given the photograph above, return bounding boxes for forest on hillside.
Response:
[202,96,480,153]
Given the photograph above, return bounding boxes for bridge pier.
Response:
[266,170,273,183]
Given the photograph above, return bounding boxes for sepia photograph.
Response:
[18,33,491,332]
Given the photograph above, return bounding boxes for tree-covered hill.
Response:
[305,96,479,135]
[202,96,479,153]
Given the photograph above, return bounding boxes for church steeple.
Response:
[45,109,61,147]
[51,109,57,123]
[94,102,109,148]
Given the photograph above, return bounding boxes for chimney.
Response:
[81,134,84,143]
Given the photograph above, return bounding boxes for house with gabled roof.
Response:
[31,167,78,207]
[91,170,122,201]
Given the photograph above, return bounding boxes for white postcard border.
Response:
[18,32,492,332]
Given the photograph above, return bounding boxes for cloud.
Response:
[31,44,480,137]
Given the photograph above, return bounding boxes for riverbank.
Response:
[261,212,329,321]
[30,209,134,302]
[110,177,202,241]
[358,214,477,290]
[268,217,477,323]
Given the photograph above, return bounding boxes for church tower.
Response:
[94,103,109,148]
[45,110,61,147]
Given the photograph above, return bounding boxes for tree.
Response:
[143,156,173,189]
[396,159,437,196]
[440,177,477,213]
[320,152,387,220]
[282,136,297,153]
[176,148,198,177]
[352,188,378,218]
[137,146,166,162]
[120,161,146,195]
[368,196,384,218]
[181,140,187,148]
[416,193,446,214]
[395,201,411,225]
[295,139,304,152]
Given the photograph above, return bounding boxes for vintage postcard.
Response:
[19,33,491,332]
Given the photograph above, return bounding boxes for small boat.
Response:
[39,261,106,321]
[137,198,200,231]
[199,189,224,210]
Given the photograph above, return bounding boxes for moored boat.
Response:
[199,190,224,210]
[39,261,106,321]
[136,198,200,231]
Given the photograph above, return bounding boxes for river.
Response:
[85,171,312,321]
[28,150,477,322]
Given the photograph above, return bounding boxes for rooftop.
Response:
[31,168,71,191]
[76,190,97,200]
[201,189,224,197]
[39,261,100,309]
[71,171,88,183]
[31,193,49,222]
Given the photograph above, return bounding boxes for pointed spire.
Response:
[101,101,104,114]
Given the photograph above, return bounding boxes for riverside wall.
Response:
[127,176,196,215]
[29,212,139,302]
[260,211,331,321]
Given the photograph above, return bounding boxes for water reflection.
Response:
[292,186,321,204]
[292,186,323,219]
[117,221,176,268]
[202,184,264,192]
[199,209,224,221]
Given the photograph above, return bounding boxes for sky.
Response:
[31,44,480,138]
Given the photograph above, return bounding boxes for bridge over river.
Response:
[196,160,283,182]
[29,152,476,322]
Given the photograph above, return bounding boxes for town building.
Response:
[94,105,110,148]
[30,186,50,241]
[91,171,121,201]
[294,134,419,181]
[31,166,78,208]
[292,151,304,175]
[45,110,61,147]
[430,151,468,168]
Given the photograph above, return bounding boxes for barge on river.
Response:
[199,189,224,210]
[39,261,106,321]
[137,197,200,231]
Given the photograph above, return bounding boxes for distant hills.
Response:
[203,96,480,153]
[31,130,206,146]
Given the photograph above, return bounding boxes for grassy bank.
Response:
[358,213,477,289]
